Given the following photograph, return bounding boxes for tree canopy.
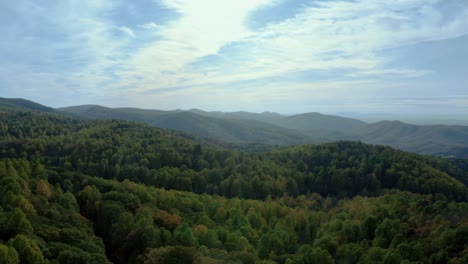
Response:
[0,108,466,263]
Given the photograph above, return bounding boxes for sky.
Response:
[1,0,468,119]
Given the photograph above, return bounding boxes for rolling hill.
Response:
[0,97,56,113]
[0,106,467,263]
[0,97,465,158]
[59,102,468,158]
[188,110,367,133]
[273,112,367,134]
[59,105,169,122]
[59,105,322,146]
[338,121,468,158]
[188,109,285,124]
[151,111,320,145]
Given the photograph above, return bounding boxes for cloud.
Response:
[88,0,278,98]
[139,22,160,30]
[0,0,134,97]
[120,26,135,37]
[233,0,468,77]
[113,0,468,97]
[1,0,468,113]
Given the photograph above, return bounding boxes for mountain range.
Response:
[1,104,467,263]
[2,97,468,158]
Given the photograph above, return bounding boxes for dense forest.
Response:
[0,107,467,263]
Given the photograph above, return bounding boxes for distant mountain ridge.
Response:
[60,105,169,123]
[188,109,286,124]
[58,104,468,158]
[59,105,468,158]
[275,112,367,132]
[60,105,322,146]
[2,97,467,158]
[339,120,468,157]
[0,97,57,113]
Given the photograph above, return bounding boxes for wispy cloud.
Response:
[138,22,160,30]
[120,26,135,38]
[0,0,467,114]
[113,0,468,96]
[113,0,275,91]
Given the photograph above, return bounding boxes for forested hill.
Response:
[59,103,468,158]
[150,111,320,146]
[58,105,322,146]
[336,121,468,158]
[2,97,465,158]
[0,107,467,263]
[1,108,467,200]
[0,97,56,113]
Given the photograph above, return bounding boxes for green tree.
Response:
[173,223,199,247]
[144,246,196,264]
[79,185,102,219]
[6,209,33,237]
[313,234,338,256]
[0,244,19,264]
[374,219,399,248]
[292,245,334,264]
[383,250,402,264]
[8,235,45,264]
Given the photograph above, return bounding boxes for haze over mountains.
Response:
[1,97,468,158]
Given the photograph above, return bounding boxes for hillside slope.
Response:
[152,111,321,145]
[0,97,56,113]
[188,109,285,123]
[0,97,457,158]
[59,106,322,146]
[275,112,367,132]
[59,105,168,122]
[339,121,468,158]
[0,107,467,263]
[1,108,466,200]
